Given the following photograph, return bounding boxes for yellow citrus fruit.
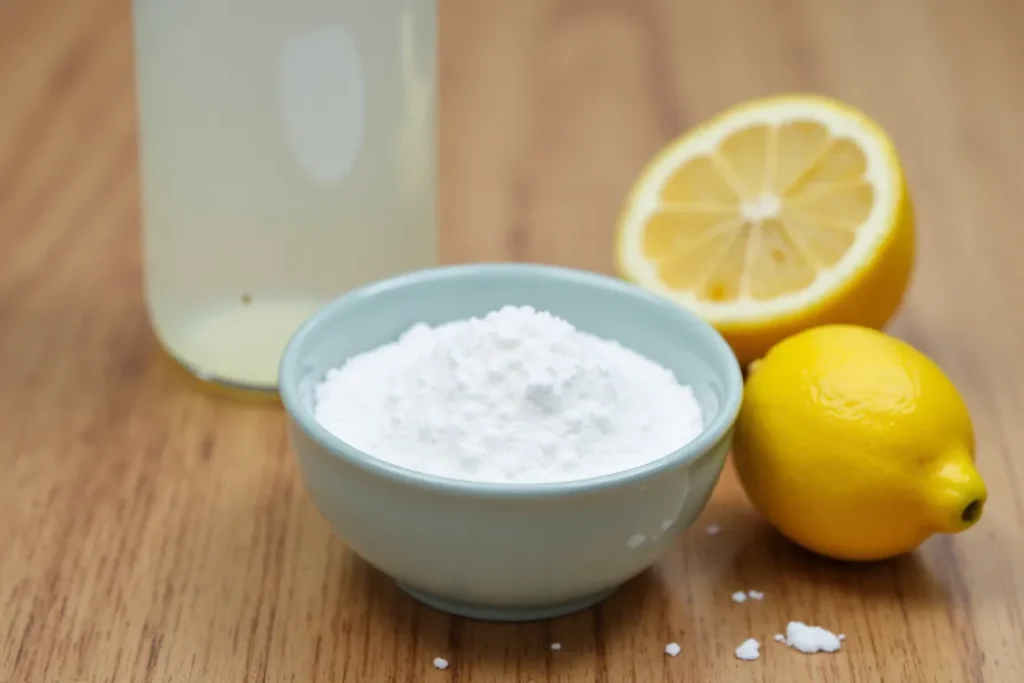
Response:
[615,94,915,366]
[733,324,987,561]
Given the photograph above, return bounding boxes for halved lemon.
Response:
[615,94,915,366]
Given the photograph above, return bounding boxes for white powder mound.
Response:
[705,524,721,536]
[731,591,748,603]
[664,642,681,657]
[784,621,843,653]
[432,657,449,670]
[747,590,765,600]
[735,638,760,661]
[314,305,704,484]
[550,642,562,651]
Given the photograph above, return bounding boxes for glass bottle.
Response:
[132,0,437,391]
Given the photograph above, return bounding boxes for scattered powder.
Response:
[705,524,721,536]
[432,657,449,670]
[626,533,646,549]
[774,633,786,643]
[732,590,764,603]
[314,306,704,483]
[735,638,761,661]
[784,621,843,653]
[550,642,562,651]
[660,519,674,532]
[664,642,681,657]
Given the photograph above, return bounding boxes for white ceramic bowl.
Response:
[280,263,743,621]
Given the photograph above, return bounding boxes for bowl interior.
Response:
[281,264,742,477]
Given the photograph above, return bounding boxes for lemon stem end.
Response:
[926,452,987,534]
[960,499,984,527]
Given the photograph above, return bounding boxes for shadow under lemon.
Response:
[730,518,950,605]
[651,460,954,617]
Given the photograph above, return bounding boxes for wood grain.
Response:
[3,0,1023,680]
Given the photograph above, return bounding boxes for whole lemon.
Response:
[733,324,987,561]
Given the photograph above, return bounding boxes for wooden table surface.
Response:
[3,0,1024,681]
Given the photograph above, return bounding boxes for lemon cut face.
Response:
[616,95,911,331]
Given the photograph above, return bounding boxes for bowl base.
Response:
[396,582,621,622]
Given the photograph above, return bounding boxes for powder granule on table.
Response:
[705,524,721,536]
[731,591,748,603]
[432,657,449,670]
[664,642,681,657]
[550,642,562,651]
[735,638,760,661]
[784,621,843,653]
[747,589,765,600]
[314,306,704,484]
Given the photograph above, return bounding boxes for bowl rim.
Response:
[279,262,743,499]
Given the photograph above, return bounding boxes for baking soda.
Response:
[735,638,761,661]
[732,589,764,603]
[314,305,704,483]
[784,621,843,653]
